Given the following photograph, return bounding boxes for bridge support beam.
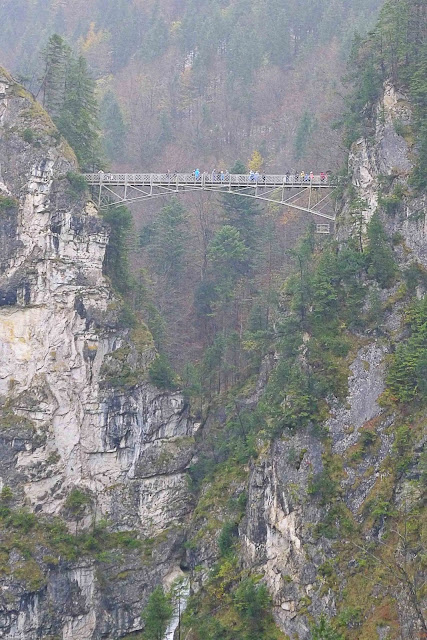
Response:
[85,172,337,230]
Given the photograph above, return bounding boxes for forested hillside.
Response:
[175,2,427,638]
[0,0,388,372]
[343,0,427,190]
[0,0,384,171]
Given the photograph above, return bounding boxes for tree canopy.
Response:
[141,586,173,640]
[41,34,102,169]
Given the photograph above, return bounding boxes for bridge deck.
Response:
[85,172,336,229]
[85,172,332,188]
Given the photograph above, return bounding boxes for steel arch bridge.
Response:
[84,172,337,234]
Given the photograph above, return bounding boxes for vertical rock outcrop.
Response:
[0,69,195,639]
[239,81,427,639]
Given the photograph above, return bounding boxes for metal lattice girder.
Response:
[84,172,337,224]
[316,224,331,234]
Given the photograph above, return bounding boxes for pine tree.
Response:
[230,160,247,174]
[311,615,345,640]
[40,35,103,170]
[102,205,133,294]
[206,225,249,312]
[220,194,261,252]
[150,198,187,282]
[148,354,176,390]
[257,0,291,67]
[41,35,71,120]
[142,7,169,61]
[234,577,271,624]
[100,90,126,162]
[208,226,249,282]
[365,213,397,288]
[141,586,173,640]
[57,55,102,170]
[387,296,427,403]
[294,111,316,161]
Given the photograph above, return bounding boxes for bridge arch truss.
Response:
[84,172,338,234]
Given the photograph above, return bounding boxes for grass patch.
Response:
[0,195,18,215]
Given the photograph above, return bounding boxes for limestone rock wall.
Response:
[340,81,427,264]
[238,81,427,640]
[241,344,393,639]
[0,71,195,639]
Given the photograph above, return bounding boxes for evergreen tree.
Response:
[365,213,397,288]
[286,227,315,322]
[100,90,126,163]
[95,0,143,71]
[208,225,249,299]
[141,586,173,640]
[57,54,102,170]
[310,615,345,640]
[294,111,316,161]
[220,194,261,252]
[233,578,271,622]
[387,295,427,403]
[227,19,263,83]
[40,35,103,170]
[102,205,133,294]
[408,42,427,192]
[150,198,187,282]
[230,161,247,174]
[141,7,169,61]
[258,0,291,67]
[133,269,166,349]
[41,34,71,119]
[148,354,176,390]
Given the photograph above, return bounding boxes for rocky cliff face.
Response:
[0,69,195,639]
[237,81,427,640]
[345,81,427,267]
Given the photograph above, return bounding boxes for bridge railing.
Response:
[84,172,330,187]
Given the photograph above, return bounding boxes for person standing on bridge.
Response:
[211,169,217,182]
[195,168,200,181]
[220,170,225,182]
[300,170,305,182]
[310,171,314,182]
